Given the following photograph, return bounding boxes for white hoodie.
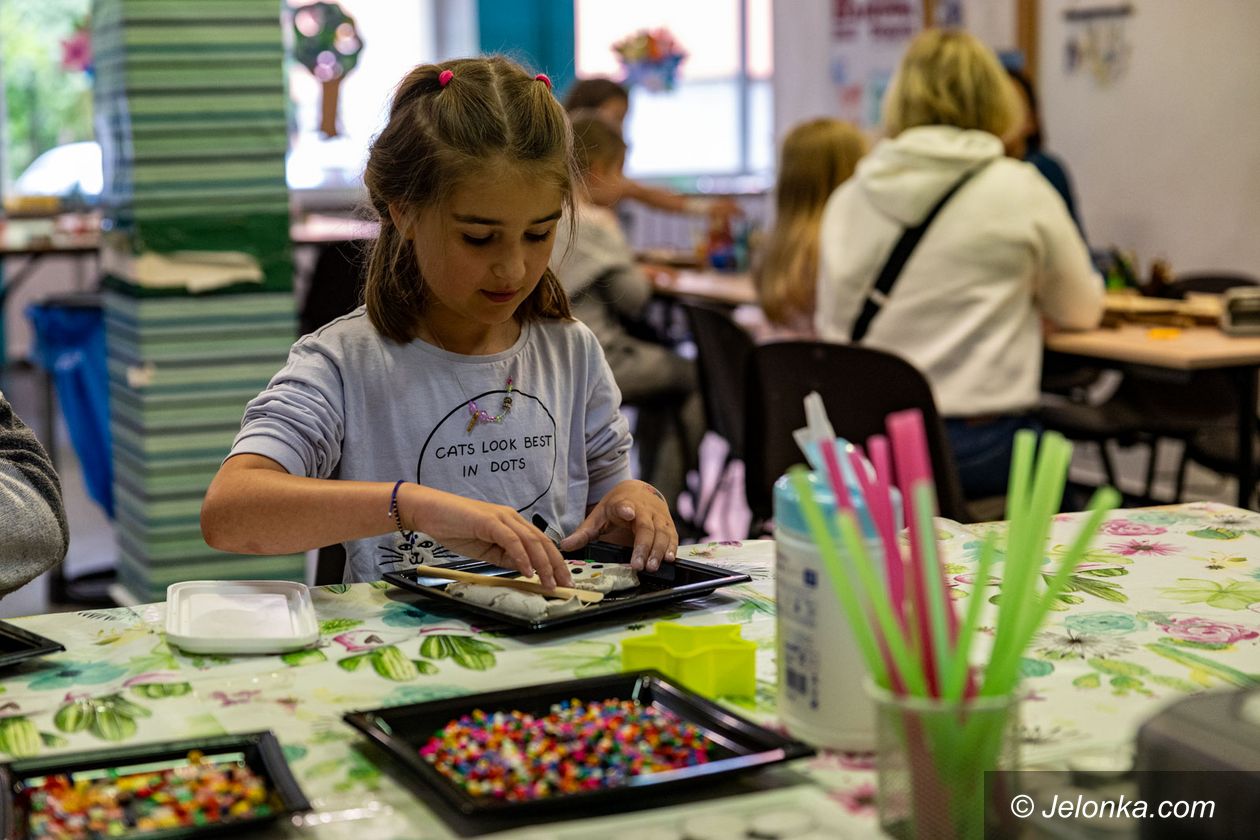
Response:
[815,125,1103,417]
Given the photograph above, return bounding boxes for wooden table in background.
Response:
[1046,324,1260,508]
[651,270,756,308]
[289,214,378,246]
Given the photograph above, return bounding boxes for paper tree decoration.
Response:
[292,2,364,137]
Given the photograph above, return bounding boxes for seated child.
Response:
[750,118,866,341]
[563,77,740,221]
[549,114,702,511]
[201,57,678,588]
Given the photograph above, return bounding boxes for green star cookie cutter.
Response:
[621,622,756,699]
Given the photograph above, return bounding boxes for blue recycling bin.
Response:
[26,295,113,518]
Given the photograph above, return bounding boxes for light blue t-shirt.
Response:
[229,308,633,582]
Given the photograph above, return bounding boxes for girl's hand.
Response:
[559,480,678,572]
[400,484,571,589]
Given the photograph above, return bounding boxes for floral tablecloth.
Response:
[3,502,1260,837]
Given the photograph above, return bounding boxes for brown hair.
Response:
[562,77,629,113]
[882,29,1020,140]
[754,118,866,327]
[363,56,574,344]
[568,111,627,176]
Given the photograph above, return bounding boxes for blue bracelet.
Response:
[388,480,412,546]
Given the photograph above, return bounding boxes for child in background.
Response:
[563,77,741,222]
[550,114,702,514]
[1005,69,1085,238]
[751,118,866,340]
[201,57,678,587]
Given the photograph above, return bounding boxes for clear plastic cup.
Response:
[868,681,1021,839]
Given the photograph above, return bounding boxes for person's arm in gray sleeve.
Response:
[0,392,67,595]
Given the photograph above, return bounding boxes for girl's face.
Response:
[401,166,564,349]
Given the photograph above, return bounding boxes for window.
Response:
[1,0,93,194]
[574,0,773,181]
[285,0,436,200]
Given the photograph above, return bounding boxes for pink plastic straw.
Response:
[887,410,945,695]
[818,437,907,693]
[818,438,853,512]
[846,447,904,623]
[868,435,893,488]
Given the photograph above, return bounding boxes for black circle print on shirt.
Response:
[415,388,558,513]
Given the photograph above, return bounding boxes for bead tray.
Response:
[0,731,310,839]
[0,621,63,670]
[343,670,813,818]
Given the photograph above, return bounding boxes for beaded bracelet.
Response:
[388,483,408,541]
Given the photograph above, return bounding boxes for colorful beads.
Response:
[20,750,275,838]
[465,377,515,433]
[420,698,711,801]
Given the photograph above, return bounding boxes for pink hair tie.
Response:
[534,73,552,90]
[438,69,454,88]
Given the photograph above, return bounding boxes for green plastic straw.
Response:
[788,468,889,687]
[990,431,1038,648]
[835,511,929,697]
[943,529,998,702]
[1004,429,1037,528]
[988,434,1071,678]
[984,485,1119,696]
[913,481,952,694]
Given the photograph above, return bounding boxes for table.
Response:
[290,214,378,246]
[651,270,757,308]
[0,221,101,368]
[1046,325,1260,509]
[2,502,1258,837]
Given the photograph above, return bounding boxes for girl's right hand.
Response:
[398,484,572,589]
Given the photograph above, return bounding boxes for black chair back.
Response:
[681,303,754,459]
[744,341,969,528]
[299,242,368,337]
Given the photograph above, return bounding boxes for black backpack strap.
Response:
[850,162,990,344]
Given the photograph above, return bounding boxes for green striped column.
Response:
[94,0,303,603]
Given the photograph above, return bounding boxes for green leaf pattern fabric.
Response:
[0,502,1255,835]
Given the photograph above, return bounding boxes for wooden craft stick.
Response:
[413,565,604,603]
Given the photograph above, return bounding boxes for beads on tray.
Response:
[21,750,274,838]
[420,698,712,801]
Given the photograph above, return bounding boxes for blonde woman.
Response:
[753,118,866,337]
[815,30,1102,499]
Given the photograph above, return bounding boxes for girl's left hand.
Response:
[559,480,678,572]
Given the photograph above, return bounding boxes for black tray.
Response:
[383,546,751,631]
[0,622,63,670]
[344,671,814,817]
[0,731,310,839]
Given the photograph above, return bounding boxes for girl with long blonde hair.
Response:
[755,118,866,334]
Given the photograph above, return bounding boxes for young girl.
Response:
[201,57,678,589]
[752,118,866,339]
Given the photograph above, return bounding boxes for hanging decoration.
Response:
[60,16,94,79]
[612,28,687,93]
[1063,4,1133,86]
[291,2,364,137]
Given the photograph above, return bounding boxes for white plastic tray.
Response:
[164,581,320,655]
